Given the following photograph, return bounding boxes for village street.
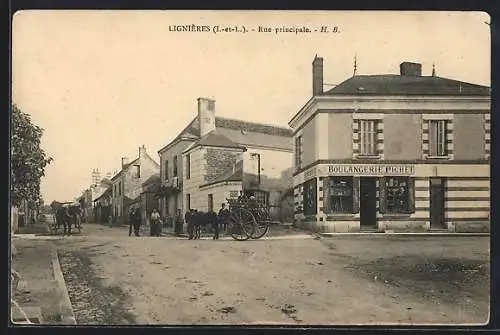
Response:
[11,222,490,326]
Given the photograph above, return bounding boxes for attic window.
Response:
[241,129,247,135]
[357,87,366,91]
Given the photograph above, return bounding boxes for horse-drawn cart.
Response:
[226,198,271,241]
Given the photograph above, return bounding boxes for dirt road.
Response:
[41,224,489,325]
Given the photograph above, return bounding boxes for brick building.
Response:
[289,56,490,233]
[157,98,294,220]
[111,145,160,224]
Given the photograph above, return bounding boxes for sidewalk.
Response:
[11,238,64,324]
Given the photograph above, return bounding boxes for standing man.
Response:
[128,207,135,236]
[217,203,230,235]
[133,208,141,237]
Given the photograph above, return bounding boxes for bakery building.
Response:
[289,56,490,233]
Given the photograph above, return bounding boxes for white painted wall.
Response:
[243,146,293,182]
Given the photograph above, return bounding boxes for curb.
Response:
[316,232,490,238]
[51,251,76,325]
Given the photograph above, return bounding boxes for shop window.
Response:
[359,120,378,156]
[324,177,354,213]
[429,120,448,157]
[380,177,415,214]
[303,178,317,215]
[295,136,303,170]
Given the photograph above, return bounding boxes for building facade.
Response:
[158,97,294,219]
[140,173,161,226]
[289,56,490,233]
[111,145,160,224]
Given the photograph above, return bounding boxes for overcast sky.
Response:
[12,11,490,203]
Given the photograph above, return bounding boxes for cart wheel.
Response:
[251,223,270,239]
[229,208,256,241]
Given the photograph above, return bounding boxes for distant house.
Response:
[140,173,161,226]
[157,97,294,222]
[93,187,112,223]
[111,145,160,224]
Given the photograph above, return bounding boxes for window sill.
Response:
[381,213,412,218]
[355,154,381,160]
[425,155,452,160]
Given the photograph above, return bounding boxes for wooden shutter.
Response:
[408,177,415,214]
[352,177,360,214]
[379,177,387,214]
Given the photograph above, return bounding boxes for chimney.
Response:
[139,145,146,158]
[400,62,422,76]
[121,157,129,168]
[312,55,324,96]
[198,97,216,137]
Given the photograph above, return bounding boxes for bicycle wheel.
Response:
[251,222,270,239]
[229,208,256,241]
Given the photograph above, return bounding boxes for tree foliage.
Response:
[11,104,53,208]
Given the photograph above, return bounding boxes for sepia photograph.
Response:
[10,10,490,326]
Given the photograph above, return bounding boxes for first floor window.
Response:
[429,120,448,157]
[186,194,191,211]
[325,177,353,213]
[384,177,412,214]
[295,136,303,170]
[359,120,378,156]
[185,154,191,179]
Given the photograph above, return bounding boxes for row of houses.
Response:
[79,99,296,229]
[77,56,491,233]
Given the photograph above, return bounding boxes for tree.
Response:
[11,104,53,210]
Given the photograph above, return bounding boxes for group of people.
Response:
[127,191,259,239]
[185,203,231,240]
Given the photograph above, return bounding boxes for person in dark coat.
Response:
[133,208,141,236]
[217,203,230,236]
[128,207,135,236]
[186,209,195,240]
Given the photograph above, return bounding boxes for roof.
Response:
[325,75,491,96]
[159,116,293,154]
[142,173,161,187]
[110,152,160,181]
[200,167,243,188]
[184,131,246,153]
[93,187,112,202]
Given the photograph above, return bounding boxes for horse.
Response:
[50,201,82,235]
[185,210,218,240]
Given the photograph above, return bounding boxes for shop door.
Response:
[360,177,377,227]
[430,178,445,229]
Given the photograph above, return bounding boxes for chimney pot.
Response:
[198,97,216,137]
[312,56,324,96]
[121,157,129,168]
[400,62,422,76]
[139,145,146,158]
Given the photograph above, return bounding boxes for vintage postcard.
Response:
[10,10,490,326]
